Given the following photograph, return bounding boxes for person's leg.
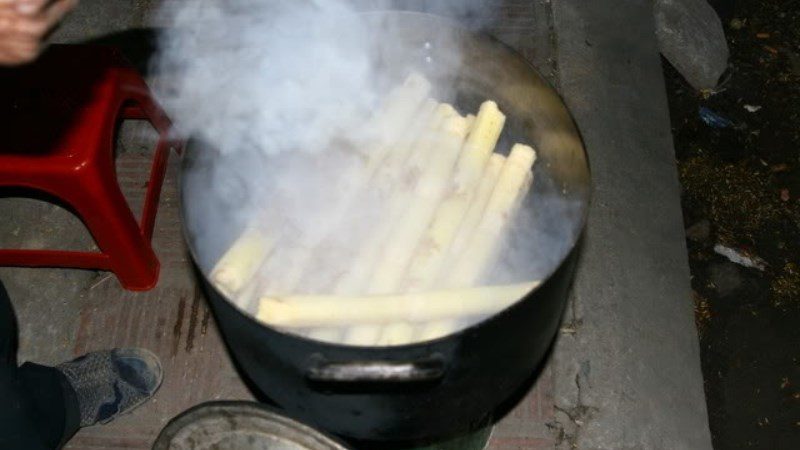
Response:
[1,348,162,450]
[0,279,162,449]
[0,279,79,449]
[0,277,18,365]
[3,362,81,449]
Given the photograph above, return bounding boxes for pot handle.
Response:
[306,354,445,384]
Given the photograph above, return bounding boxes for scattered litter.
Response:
[714,244,767,271]
[89,274,113,290]
[702,72,732,99]
[764,45,779,55]
[700,88,724,99]
[729,18,745,30]
[699,107,734,128]
[781,189,790,202]
[744,104,762,112]
[756,32,771,39]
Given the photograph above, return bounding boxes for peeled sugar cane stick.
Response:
[374,319,462,349]
[286,101,440,295]
[325,320,456,347]
[377,99,440,172]
[345,99,440,231]
[333,104,457,295]
[445,144,537,288]
[343,325,383,346]
[460,102,506,169]
[273,100,440,295]
[339,73,432,197]
[404,103,507,291]
[441,153,507,279]
[213,77,432,300]
[233,273,267,312]
[344,323,431,347]
[328,74,433,222]
[257,282,539,328]
[369,73,432,148]
[306,328,343,344]
[376,323,415,346]
[367,112,473,295]
[210,227,274,299]
[384,73,431,119]
[369,110,475,343]
[373,102,457,189]
[464,114,476,130]
[362,73,433,173]
[321,73,431,238]
[417,319,462,342]
[321,322,427,347]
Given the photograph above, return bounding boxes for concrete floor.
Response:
[549,2,712,448]
[1,0,712,448]
[1,121,254,448]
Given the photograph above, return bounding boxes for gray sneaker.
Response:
[57,348,163,427]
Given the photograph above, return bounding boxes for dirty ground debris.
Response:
[667,0,800,447]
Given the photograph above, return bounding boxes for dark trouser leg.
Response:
[0,280,80,450]
[0,277,17,365]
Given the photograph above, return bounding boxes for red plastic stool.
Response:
[0,45,182,291]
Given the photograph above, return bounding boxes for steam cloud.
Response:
[154,0,377,156]
[152,0,583,339]
[152,0,486,273]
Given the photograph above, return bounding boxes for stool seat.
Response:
[0,45,182,291]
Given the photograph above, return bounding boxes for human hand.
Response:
[0,0,78,65]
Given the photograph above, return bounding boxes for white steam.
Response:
[154,0,379,156]
[153,0,585,343]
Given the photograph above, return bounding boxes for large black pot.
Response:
[179,12,590,444]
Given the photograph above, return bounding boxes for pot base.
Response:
[405,425,493,450]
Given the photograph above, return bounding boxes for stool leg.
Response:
[112,79,185,276]
[70,174,159,291]
[140,137,171,242]
[122,94,183,240]
[118,78,172,136]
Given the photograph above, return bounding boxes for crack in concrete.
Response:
[546,417,569,448]
[549,366,600,449]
